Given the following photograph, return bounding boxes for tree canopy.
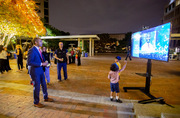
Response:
[43,24,70,50]
[0,0,46,46]
[45,24,70,36]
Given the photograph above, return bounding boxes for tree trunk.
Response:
[10,39,15,50]
[20,37,22,45]
[5,34,14,47]
[1,33,7,45]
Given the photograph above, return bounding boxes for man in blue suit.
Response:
[28,38,53,108]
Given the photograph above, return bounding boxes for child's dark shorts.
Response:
[110,82,119,93]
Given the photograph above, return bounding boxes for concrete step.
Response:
[0,81,136,117]
[138,116,158,118]
[117,106,135,118]
[161,113,180,118]
[134,103,180,118]
[48,89,136,118]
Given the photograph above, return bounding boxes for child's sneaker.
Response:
[110,98,113,101]
[116,99,122,103]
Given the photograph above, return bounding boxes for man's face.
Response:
[36,39,43,47]
[59,42,63,48]
[42,47,46,52]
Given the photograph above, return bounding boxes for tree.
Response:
[117,32,132,52]
[125,32,132,46]
[96,33,110,51]
[45,24,70,36]
[43,24,70,50]
[0,0,46,47]
[109,38,117,46]
[95,33,118,52]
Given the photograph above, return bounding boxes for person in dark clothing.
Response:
[4,47,12,71]
[16,45,23,71]
[125,46,132,61]
[42,47,51,84]
[0,45,5,74]
[55,42,69,81]
[76,47,82,66]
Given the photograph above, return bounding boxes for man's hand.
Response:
[42,61,48,66]
[59,58,63,61]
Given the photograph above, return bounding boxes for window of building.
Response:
[36,3,41,6]
[37,10,41,13]
[169,5,171,11]
[172,2,175,8]
[44,9,48,15]
[44,17,49,23]
[166,8,168,13]
[35,9,41,13]
[44,2,48,8]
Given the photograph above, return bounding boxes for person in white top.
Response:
[0,45,7,73]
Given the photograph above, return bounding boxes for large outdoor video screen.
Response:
[131,22,171,62]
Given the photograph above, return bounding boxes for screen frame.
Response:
[131,22,172,62]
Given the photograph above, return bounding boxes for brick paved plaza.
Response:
[0,53,180,118]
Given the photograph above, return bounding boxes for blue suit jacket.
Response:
[27,46,45,78]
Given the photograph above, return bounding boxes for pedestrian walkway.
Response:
[0,81,135,118]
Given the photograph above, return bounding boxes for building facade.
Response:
[163,0,180,48]
[34,0,49,25]
[109,33,125,41]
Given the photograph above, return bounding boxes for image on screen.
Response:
[131,22,171,62]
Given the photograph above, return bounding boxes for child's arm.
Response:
[108,72,111,79]
[118,60,127,73]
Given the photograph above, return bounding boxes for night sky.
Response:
[49,0,170,35]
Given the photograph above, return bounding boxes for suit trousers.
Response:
[32,71,48,104]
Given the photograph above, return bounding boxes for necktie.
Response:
[39,48,44,62]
